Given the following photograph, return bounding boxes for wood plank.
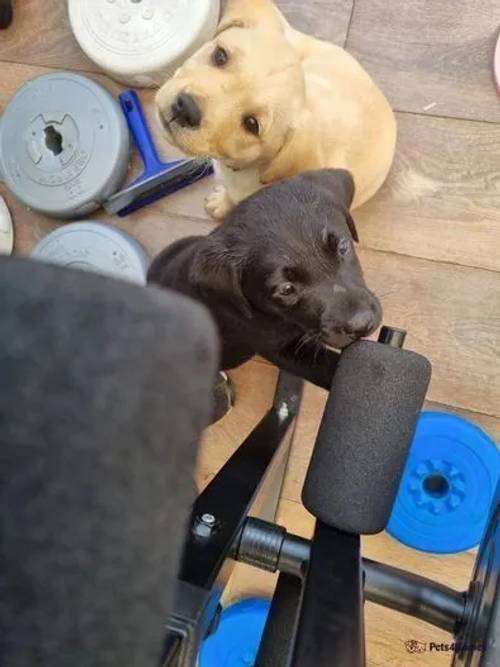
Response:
[362,249,500,416]
[222,563,277,607]
[276,0,353,46]
[364,603,462,667]
[346,0,500,123]
[195,361,278,490]
[0,0,96,72]
[356,113,500,272]
[0,62,120,105]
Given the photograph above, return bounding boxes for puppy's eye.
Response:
[278,283,296,297]
[338,238,352,257]
[243,115,260,136]
[212,46,229,67]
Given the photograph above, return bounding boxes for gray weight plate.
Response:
[32,222,150,285]
[0,72,130,219]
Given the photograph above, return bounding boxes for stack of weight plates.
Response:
[68,0,221,88]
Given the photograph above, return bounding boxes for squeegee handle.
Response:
[119,90,164,174]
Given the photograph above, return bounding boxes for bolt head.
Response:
[278,402,289,420]
[201,513,216,526]
[192,513,218,538]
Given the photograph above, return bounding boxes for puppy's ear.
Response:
[299,169,359,242]
[344,211,360,243]
[190,235,253,319]
[299,169,356,209]
[217,0,282,33]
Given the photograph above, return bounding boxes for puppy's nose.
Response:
[171,93,202,128]
[344,310,376,337]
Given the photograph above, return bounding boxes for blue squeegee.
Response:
[104,90,213,217]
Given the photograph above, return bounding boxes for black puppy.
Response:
[148,169,382,382]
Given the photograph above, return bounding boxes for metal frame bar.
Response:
[163,371,303,667]
[290,522,366,667]
[255,573,303,667]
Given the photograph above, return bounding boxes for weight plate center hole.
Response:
[423,473,450,499]
[44,125,64,157]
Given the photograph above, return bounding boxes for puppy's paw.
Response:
[205,186,233,220]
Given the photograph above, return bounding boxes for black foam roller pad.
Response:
[0,257,218,667]
[302,341,431,535]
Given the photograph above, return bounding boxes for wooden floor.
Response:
[1,2,499,665]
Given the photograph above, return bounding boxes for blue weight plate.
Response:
[388,412,499,554]
[200,599,271,667]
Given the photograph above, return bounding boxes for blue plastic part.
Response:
[121,89,166,172]
[388,411,499,554]
[200,599,271,667]
[116,90,213,217]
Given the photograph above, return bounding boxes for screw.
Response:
[201,513,216,526]
[192,513,218,538]
[277,401,290,421]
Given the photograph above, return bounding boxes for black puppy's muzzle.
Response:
[322,288,382,347]
[171,92,202,128]
[342,308,377,338]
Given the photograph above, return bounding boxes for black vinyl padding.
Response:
[0,258,219,667]
[302,341,431,535]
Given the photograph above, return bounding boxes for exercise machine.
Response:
[0,257,497,667]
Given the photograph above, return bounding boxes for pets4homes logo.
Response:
[405,640,427,654]
[405,640,485,654]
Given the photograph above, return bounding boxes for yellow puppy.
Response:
[156,0,396,219]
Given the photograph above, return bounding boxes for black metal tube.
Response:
[363,559,465,634]
[236,519,311,579]
[235,517,287,573]
[236,520,465,634]
[378,326,407,348]
[277,534,310,579]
